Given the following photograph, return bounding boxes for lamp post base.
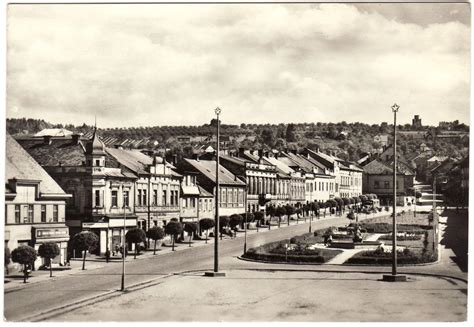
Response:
[382,274,407,282]
[204,271,226,277]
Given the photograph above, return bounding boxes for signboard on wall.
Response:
[34,227,69,239]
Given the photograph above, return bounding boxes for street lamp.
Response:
[205,107,225,277]
[244,181,248,255]
[383,103,406,282]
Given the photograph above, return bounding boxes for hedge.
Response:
[346,250,437,265]
[243,250,326,263]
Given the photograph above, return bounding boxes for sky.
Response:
[6,2,471,128]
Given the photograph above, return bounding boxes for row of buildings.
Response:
[5,130,366,268]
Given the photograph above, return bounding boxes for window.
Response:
[191,198,196,208]
[174,191,179,206]
[384,181,390,189]
[123,190,129,207]
[41,205,46,222]
[22,205,29,223]
[221,188,227,207]
[15,205,20,224]
[138,189,142,206]
[170,191,174,206]
[162,190,167,205]
[67,191,75,207]
[142,189,147,206]
[53,205,58,222]
[153,190,158,205]
[95,190,101,207]
[374,181,380,189]
[111,190,118,207]
[95,159,100,166]
[28,205,34,223]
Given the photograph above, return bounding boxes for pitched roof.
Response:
[363,159,393,175]
[106,148,181,177]
[17,137,87,166]
[183,159,245,186]
[198,185,214,197]
[6,134,67,195]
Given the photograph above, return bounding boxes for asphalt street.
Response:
[4,216,350,321]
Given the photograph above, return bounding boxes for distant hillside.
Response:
[6,118,469,162]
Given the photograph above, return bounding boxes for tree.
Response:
[71,231,99,270]
[286,124,297,142]
[184,222,198,246]
[285,204,295,226]
[275,206,286,228]
[164,221,183,251]
[146,227,165,255]
[5,247,11,275]
[229,214,243,233]
[126,228,147,259]
[266,206,276,229]
[295,208,302,223]
[11,245,37,283]
[199,218,215,243]
[219,216,230,239]
[38,242,60,277]
[311,202,320,218]
[254,211,264,227]
[261,129,276,147]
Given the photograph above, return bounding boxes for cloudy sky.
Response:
[7,3,470,128]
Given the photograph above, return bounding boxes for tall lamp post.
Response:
[205,107,226,277]
[383,103,406,282]
[244,181,248,255]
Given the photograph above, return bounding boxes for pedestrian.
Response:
[105,249,111,263]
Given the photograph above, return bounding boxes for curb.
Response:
[17,273,176,322]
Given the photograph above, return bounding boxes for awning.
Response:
[181,186,200,196]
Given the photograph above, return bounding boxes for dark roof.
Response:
[183,159,245,186]
[16,137,87,167]
[363,159,393,175]
[106,148,181,177]
[6,134,67,195]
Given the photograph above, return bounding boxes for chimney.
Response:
[264,151,269,158]
[258,149,263,159]
[71,133,81,145]
[239,147,245,158]
[275,152,279,159]
[291,149,297,155]
[43,135,52,145]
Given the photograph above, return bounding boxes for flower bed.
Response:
[243,238,342,264]
[378,233,422,241]
[345,247,437,265]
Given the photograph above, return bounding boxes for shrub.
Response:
[254,211,264,224]
[146,227,165,254]
[290,237,297,244]
[165,221,183,251]
[184,222,198,246]
[71,231,99,270]
[11,245,37,283]
[229,214,243,230]
[38,242,60,277]
[199,218,215,243]
[126,228,147,259]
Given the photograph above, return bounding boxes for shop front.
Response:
[32,225,70,267]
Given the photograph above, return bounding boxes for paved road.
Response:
[5,209,467,321]
[4,216,350,321]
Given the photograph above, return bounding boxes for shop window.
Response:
[41,205,46,222]
[53,205,58,222]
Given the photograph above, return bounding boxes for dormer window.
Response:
[95,159,100,166]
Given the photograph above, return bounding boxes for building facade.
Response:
[5,134,71,270]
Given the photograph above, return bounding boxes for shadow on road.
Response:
[439,209,468,272]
